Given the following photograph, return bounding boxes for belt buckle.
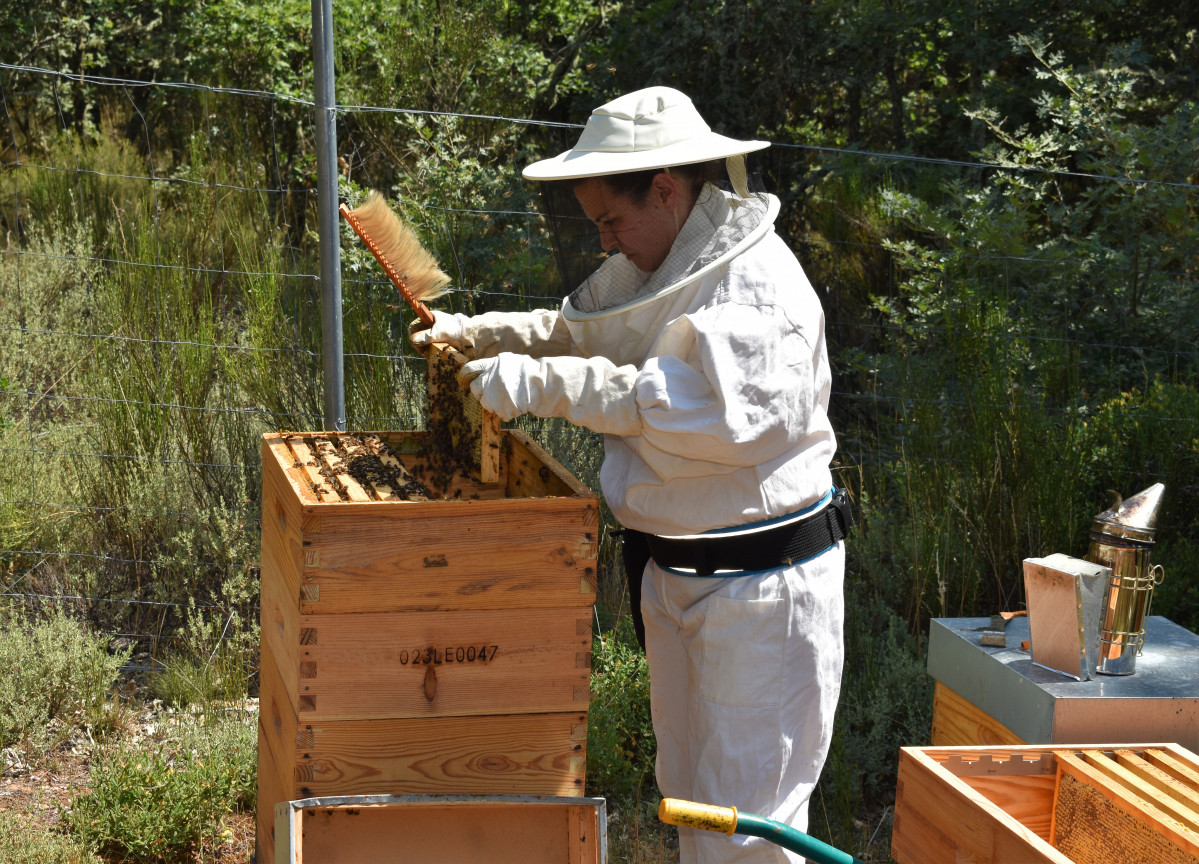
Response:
[831,487,854,536]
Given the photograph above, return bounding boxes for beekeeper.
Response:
[411,86,849,864]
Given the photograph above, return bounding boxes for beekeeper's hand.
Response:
[408,310,466,350]
[410,308,572,359]
[459,352,642,435]
[456,359,487,388]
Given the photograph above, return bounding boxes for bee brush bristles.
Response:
[347,191,451,302]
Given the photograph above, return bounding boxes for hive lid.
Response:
[1091,483,1165,543]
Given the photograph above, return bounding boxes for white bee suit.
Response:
[425,185,844,862]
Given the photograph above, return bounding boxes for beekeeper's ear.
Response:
[652,169,681,209]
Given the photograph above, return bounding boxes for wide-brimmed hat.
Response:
[523,87,769,181]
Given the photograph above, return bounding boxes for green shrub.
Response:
[0,613,131,757]
[1079,380,1199,631]
[812,587,933,852]
[586,615,656,801]
[62,712,256,862]
[151,510,261,711]
[0,815,100,864]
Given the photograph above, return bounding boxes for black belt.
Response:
[646,488,852,577]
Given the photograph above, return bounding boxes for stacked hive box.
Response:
[256,429,599,862]
[274,794,607,864]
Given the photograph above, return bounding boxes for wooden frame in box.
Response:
[892,742,1199,864]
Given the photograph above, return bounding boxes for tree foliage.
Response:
[851,33,1198,620]
[598,0,1199,156]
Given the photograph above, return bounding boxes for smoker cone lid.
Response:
[1091,482,1164,544]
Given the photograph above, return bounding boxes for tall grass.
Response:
[3,126,425,639]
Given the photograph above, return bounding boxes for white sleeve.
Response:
[467,352,642,435]
[633,301,825,467]
[452,308,573,358]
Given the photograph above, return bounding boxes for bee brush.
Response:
[339,191,450,327]
[340,191,501,485]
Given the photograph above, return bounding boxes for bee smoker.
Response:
[1086,483,1166,676]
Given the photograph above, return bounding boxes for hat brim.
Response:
[522,133,770,181]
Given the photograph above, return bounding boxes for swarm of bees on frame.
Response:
[417,353,483,498]
[287,433,434,502]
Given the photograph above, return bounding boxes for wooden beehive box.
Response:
[892,743,1199,864]
[274,794,606,864]
[257,429,599,863]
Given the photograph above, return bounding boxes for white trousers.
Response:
[642,542,845,864]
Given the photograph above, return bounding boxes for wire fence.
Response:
[2,60,1196,673]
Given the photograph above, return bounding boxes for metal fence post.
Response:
[312,0,345,431]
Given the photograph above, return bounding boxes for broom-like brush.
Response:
[341,191,501,484]
[339,191,450,327]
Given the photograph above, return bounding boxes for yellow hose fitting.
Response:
[658,798,738,836]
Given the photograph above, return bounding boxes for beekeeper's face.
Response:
[574,173,682,273]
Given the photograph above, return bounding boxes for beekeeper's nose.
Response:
[598,225,619,253]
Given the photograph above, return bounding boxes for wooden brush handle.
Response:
[339,202,435,327]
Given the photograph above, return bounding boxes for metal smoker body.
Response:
[1086,483,1165,676]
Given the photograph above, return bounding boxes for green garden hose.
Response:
[659,798,868,864]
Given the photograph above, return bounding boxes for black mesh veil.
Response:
[539,177,609,303]
[535,154,768,311]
